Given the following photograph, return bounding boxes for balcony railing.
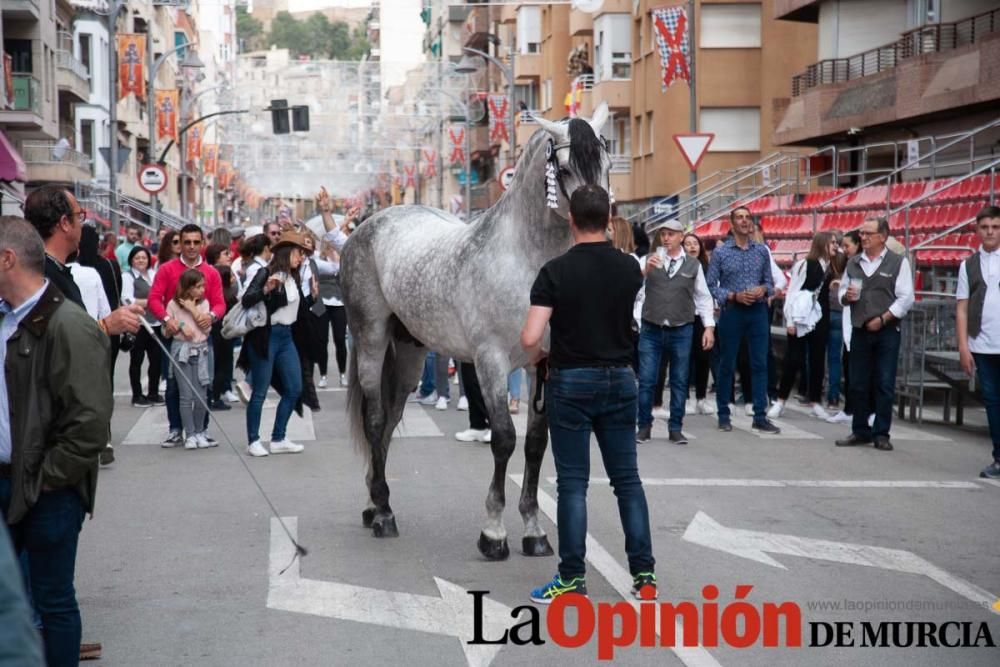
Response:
[56,50,91,82]
[21,141,92,173]
[518,109,543,123]
[10,74,41,115]
[791,6,1000,96]
[610,154,631,174]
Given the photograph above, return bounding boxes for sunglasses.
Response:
[182,240,202,246]
[171,239,181,245]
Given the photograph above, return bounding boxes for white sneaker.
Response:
[745,403,755,417]
[810,404,831,420]
[318,376,328,389]
[767,402,784,419]
[455,428,491,443]
[457,396,469,411]
[184,436,199,450]
[685,400,696,415]
[435,395,449,411]
[419,391,439,406]
[247,440,269,457]
[223,390,239,403]
[340,373,348,387]
[406,391,423,403]
[868,413,875,427]
[236,381,252,404]
[651,407,669,419]
[195,432,216,448]
[696,399,716,415]
[270,439,305,454]
[159,379,167,393]
[826,410,852,424]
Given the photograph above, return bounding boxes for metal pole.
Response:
[688,0,698,196]
[107,1,119,230]
[179,126,187,220]
[147,31,157,218]
[465,101,471,222]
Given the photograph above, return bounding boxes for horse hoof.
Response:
[372,515,398,538]
[478,533,510,561]
[521,535,554,557]
[361,508,376,528]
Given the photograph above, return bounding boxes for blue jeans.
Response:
[716,302,770,424]
[158,327,183,432]
[973,353,1000,462]
[419,351,436,397]
[849,326,901,439]
[637,321,693,432]
[508,368,523,401]
[546,367,654,579]
[0,481,85,667]
[246,325,302,443]
[827,310,844,404]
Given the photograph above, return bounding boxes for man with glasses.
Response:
[148,224,227,446]
[265,221,282,243]
[705,206,781,434]
[836,216,914,451]
[22,186,143,338]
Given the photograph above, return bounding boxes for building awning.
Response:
[0,132,27,183]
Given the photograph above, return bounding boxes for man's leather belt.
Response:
[0,463,12,479]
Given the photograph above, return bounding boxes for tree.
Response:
[235,7,265,52]
[262,11,370,60]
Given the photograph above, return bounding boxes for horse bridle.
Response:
[546,135,610,202]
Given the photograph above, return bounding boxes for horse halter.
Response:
[544,136,614,210]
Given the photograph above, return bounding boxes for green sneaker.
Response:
[530,573,587,605]
[631,572,657,600]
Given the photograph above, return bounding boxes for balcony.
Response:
[1,0,41,20]
[773,0,820,22]
[1,74,44,129]
[514,53,541,82]
[592,77,630,110]
[22,141,93,186]
[569,9,594,37]
[56,50,91,103]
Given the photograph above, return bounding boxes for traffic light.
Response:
[292,105,310,132]
[270,99,290,134]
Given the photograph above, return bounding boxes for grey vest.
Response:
[846,250,904,328]
[642,254,699,326]
[318,271,342,302]
[132,272,157,325]
[965,252,988,339]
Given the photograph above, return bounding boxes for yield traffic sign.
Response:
[672,133,714,171]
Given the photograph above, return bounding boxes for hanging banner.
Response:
[117,34,146,100]
[186,123,203,163]
[487,94,510,144]
[2,53,13,109]
[155,89,179,141]
[565,77,585,117]
[422,149,437,179]
[448,126,465,165]
[403,164,417,190]
[651,5,691,91]
[203,144,218,175]
[217,161,233,189]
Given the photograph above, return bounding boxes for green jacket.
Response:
[4,283,112,525]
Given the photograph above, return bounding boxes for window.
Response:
[635,19,643,57]
[80,119,94,165]
[635,115,643,156]
[700,3,762,49]
[700,108,761,151]
[517,7,541,55]
[614,116,630,156]
[594,14,631,80]
[646,112,654,154]
[542,79,552,110]
[514,83,538,111]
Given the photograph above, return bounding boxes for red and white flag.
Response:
[488,94,509,144]
[422,149,437,178]
[651,5,691,91]
[448,126,465,165]
[403,164,417,190]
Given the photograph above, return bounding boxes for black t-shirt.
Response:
[530,241,642,368]
[44,255,83,308]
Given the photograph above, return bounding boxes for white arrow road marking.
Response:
[268,517,512,667]
[554,477,982,489]
[683,511,999,615]
[510,475,722,667]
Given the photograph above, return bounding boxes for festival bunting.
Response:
[116,34,146,100]
[186,123,203,163]
[422,149,437,179]
[155,89,179,141]
[651,5,691,91]
[203,144,218,175]
[488,94,510,144]
[403,164,418,190]
[448,126,466,165]
[217,161,233,189]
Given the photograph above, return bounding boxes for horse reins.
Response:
[533,358,548,415]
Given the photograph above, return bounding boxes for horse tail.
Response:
[346,340,369,462]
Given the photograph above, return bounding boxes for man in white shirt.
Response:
[636,219,715,445]
[956,205,1000,479]
[836,216,915,451]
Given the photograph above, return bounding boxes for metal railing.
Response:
[610,154,630,174]
[10,74,41,115]
[792,6,1000,96]
[56,50,91,82]
[21,141,92,173]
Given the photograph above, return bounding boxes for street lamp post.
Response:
[179,85,228,221]
[147,40,204,218]
[457,46,516,168]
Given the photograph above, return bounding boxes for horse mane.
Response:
[567,118,603,185]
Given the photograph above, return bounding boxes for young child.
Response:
[167,269,215,450]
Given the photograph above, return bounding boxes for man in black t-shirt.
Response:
[521,184,656,604]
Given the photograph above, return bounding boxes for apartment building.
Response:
[772,0,1000,176]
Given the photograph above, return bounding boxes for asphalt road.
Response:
[76,360,1000,666]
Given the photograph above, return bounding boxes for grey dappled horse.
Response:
[340,103,611,560]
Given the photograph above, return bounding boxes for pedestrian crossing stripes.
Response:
[120,403,315,445]
[779,401,949,441]
[393,404,444,438]
[548,477,986,489]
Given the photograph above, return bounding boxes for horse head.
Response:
[532,102,611,219]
